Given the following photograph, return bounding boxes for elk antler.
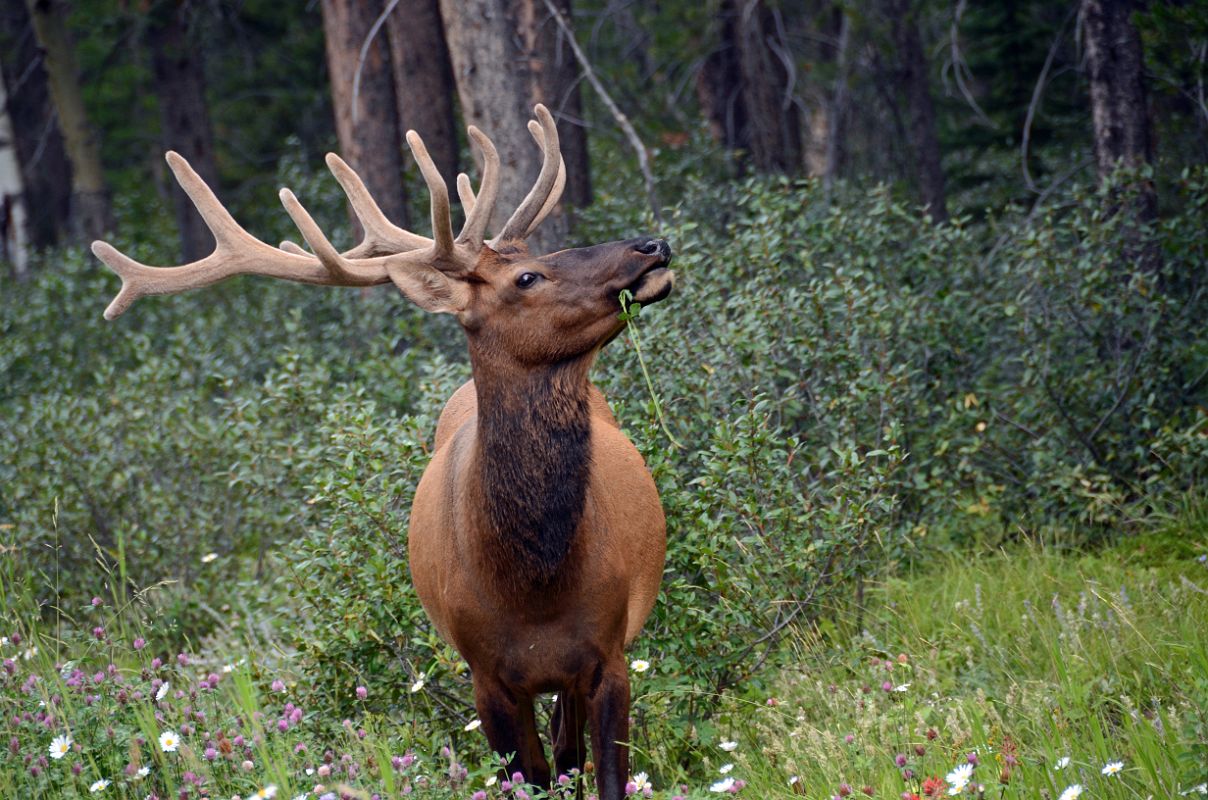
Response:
[93,105,566,319]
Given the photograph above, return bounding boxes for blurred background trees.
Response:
[2,0,1203,266]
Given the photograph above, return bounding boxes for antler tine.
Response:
[324,153,431,257]
[93,152,389,320]
[523,119,567,238]
[492,104,562,245]
[457,173,476,213]
[279,188,361,283]
[405,130,459,267]
[457,125,500,249]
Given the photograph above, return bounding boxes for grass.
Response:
[698,541,1208,798]
[1,531,1205,798]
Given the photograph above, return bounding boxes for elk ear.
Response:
[386,265,469,314]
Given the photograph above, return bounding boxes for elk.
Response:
[92,105,674,799]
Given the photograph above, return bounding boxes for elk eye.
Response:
[515,272,539,289]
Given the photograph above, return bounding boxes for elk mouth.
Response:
[624,264,675,305]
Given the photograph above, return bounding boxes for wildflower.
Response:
[135,766,150,779]
[155,682,169,702]
[356,686,368,700]
[1101,761,1123,776]
[89,778,110,793]
[201,552,218,563]
[630,659,650,673]
[222,663,235,673]
[710,777,736,793]
[271,679,286,693]
[410,676,425,693]
[632,772,652,792]
[921,777,945,798]
[895,754,908,767]
[946,764,973,794]
[720,740,738,752]
[464,719,482,732]
[49,734,72,759]
[894,683,911,692]
[720,763,734,774]
[293,794,309,800]
[1179,784,1208,796]
[255,787,278,799]
[1055,756,1070,770]
[1058,785,1083,800]
[158,730,180,752]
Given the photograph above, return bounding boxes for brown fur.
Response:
[407,235,674,798]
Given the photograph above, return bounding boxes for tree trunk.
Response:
[0,0,71,266]
[322,0,409,237]
[439,0,566,251]
[1,83,31,277]
[732,0,803,174]
[887,0,948,222]
[25,0,111,240]
[523,0,591,208]
[385,0,459,202]
[147,0,220,263]
[1081,0,1157,229]
[697,0,751,162]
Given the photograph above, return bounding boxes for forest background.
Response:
[1,0,1207,797]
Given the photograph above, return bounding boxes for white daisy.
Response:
[946,763,974,787]
[48,734,72,760]
[1101,761,1123,776]
[201,552,218,564]
[1058,784,1084,800]
[719,740,738,752]
[89,778,110,793]
[464,719,482,732]
[485,775,498,787]
[893,683,911,692]
[255,787,278,799]
[1055,756,1071,770]
[222,663,235,673]
[135,766,150,779]
[158,730,180,752]
[632,772,652,791]
[710,777,736,793]
[630,659,650,673]
[155,682,169,701]
[719,763,734,774]
[410,676,425,693]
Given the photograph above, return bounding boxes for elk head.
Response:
[92,105,675,368]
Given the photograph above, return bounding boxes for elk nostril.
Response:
[636,238,667,258]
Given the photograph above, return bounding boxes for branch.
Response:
[540,0,663,224]
[1022,5,1077,192]
[948,0,996,128]
[350,0,402,126]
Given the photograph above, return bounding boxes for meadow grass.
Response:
[699,541,1208,799]
[1,531,1205,798]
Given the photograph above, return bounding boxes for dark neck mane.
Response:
[472,355,593,588]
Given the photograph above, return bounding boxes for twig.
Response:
[541,0,663,224]
[949,0,996,128]
[350,0,401,125]
[1022,4,1077,191]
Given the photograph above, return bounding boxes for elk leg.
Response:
[473,679,551,789]
[551,690,587,789]
[585,661,631,800]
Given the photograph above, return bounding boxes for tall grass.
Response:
[686,543,1208,798]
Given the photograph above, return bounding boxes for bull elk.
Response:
[92,105,674,799]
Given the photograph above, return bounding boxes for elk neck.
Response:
[466,343,596,591]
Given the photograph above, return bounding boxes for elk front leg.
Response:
[473,678,551,789]
[551,690,587,791]
[586,660,631,800]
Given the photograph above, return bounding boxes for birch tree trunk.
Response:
[1,0,71,263]
[147,0,220,263]
[1,83,30,278]
[322,0,409,234]
[26,0,111,240]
